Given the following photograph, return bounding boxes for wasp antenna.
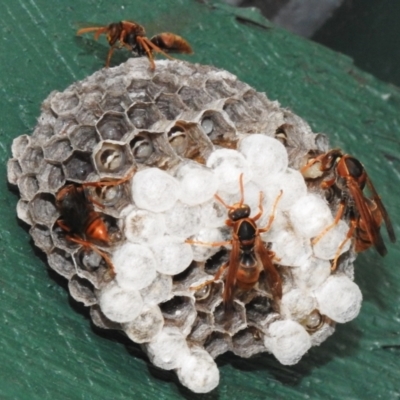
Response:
[214,193,234,210]
[238,173,246,206]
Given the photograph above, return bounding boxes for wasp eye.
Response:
[345,157,364,178]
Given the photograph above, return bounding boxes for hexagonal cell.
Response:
[68,275,97,306]
[69,125,99,152]
[30,224,53,253]
[302,310,326,333]
[232,327,266,358]
[152,72,181,93]
[223,99,256,132]
[129,133,155,164]
[29,192,58,225]
[74,248,114,289]
[53,116,79,136]
[167,121,213,163]
[51,222,79,252]
[50,90,80,116]
[37,162,65,193]
[188,311,214,344]
[178,86,213,111]
[155,93,186,120]
[205,79,238,99]
[12,135,30,158]
[93,140,134,177]
[160,295,197,335]
[47,248,76,279]
[242,89,271,112]
[200,110,237,149]
[96,111,132,141]
[100,91,132,112]
[128,131,180,169]
[213,301,247,335]
[173,261,211,292]
[126,102,163,129]
[274,124,290,147]
[90,304,122,330]
[75,105,103,126]
[195,282,224,314]
[204,249,229,275]
[63,151,94,182]
[274,124,319,170]
[75,88,103,124]
[18,174,39,201]
[85,176,133,216]
[204,331,232,358]
[245,295,273,328]
[126,78,161,102]
[308,316,336,346]
[16,199,33,225]
[31,124,54,146]
[7,158,23,185]
[43,137,73,163]
[19,146,44,174]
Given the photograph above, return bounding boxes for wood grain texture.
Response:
[0,0,399,398]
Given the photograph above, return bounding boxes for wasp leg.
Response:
[136,36,156,70]
[186,239,231,247]
[142,36,176,60]
[56,219,72,233]
[76,26,107,39]
[259,190,283,233]
[331,219,357,271]
[105,46,116,68]
[312,202,345,245]
[82,168,135,189]
[66,235,116,277]
[190,262,229,291]
[252,191,264,222]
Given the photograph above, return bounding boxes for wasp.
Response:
[76,20,193,70]
[55,170,135,275]
[188,175,283,311]
[301,149,396,270]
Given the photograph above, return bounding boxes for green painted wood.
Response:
[1,0,399,398]
[314,0,400,88]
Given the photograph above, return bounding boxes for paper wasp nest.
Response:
[7,58,362,393]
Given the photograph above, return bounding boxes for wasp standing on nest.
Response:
[301,149,396,270]
[55,170,135,277]
[187,174,283,312]
[77,20,193,70]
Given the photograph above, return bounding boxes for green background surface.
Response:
[1,1,399,399]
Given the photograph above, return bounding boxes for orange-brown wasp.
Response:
[55,170,135,275]
[301,149,396,270]
[188,175,283,311]
[76,20,193,70]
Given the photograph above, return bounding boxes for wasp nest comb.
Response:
[7,58,362,393]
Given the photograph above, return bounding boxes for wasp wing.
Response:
[223,238,240,312]
[366,176,396,243]
[347,179,387,256]
[255,236,282,300]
